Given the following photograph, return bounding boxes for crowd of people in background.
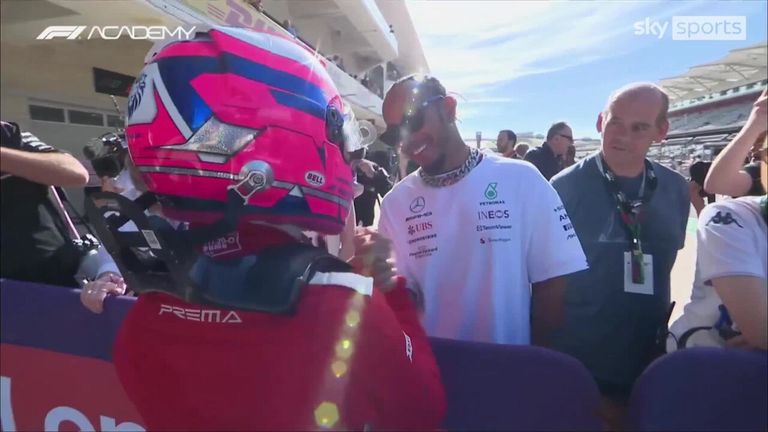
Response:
[249,0,386,98]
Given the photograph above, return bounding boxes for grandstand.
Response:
[668,91,760,132]
[655,42,767,167]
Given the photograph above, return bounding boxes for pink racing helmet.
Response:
[125,26,368,235]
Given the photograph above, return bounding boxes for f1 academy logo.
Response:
[36,25,196,41]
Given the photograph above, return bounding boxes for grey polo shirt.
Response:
[549,153,689,395]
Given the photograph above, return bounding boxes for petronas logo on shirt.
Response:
[484,183,498,200]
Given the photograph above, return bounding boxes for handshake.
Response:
[347,227,399,292]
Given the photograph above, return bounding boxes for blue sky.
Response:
[406,0,768,140]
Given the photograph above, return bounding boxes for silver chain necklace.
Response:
[418,147,483,188]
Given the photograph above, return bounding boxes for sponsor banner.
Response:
[1,344,145,431]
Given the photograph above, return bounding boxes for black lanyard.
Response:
[596,155,658,283]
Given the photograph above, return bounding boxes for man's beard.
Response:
[420,153,447,176]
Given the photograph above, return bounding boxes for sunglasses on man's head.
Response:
[380,95,444,146]
[558,133,574,143]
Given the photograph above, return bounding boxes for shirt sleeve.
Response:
[1,122,55,153]
[20,131,57,153]
[697,201,765,283]
[73,244,121,285]
[526,169,588,283]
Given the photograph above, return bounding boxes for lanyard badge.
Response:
[620,201,645,284]
[597,156,657,285]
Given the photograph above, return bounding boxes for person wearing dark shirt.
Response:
[0,121,89,286]
[525,122,573,180]
[742,158,766,196]
[688,160,716,216]
[354,156,393,227]
[550,83,688,430]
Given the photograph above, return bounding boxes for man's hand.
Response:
[355,159,378,179]
[744,89,767,136]
[347,227,398,292]
[80,272,126,314]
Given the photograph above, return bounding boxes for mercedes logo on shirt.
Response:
[410,196,426,213]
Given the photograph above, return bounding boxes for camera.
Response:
[83,132,127,178]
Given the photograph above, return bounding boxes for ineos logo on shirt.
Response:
[304,171,325,186]
[477,210,510,220]
[410,196,426,213]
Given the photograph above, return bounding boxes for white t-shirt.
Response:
[378,154,588,344]
[669,196,767,349]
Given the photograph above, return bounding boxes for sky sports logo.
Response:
[36,25,196,41]
[634,16,746,40]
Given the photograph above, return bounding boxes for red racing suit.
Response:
[113,274,446,430]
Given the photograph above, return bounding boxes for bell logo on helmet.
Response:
[305,171,325,187]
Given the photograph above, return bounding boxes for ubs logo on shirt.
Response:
[408,222,433,236]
